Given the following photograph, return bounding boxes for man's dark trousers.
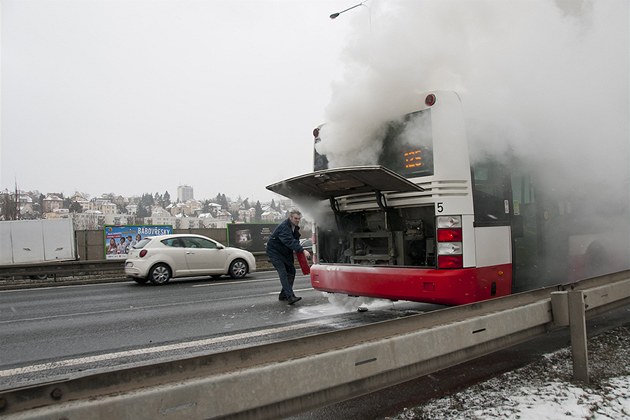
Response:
[270,256,296,299]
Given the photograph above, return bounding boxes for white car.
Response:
[124,234,256,285]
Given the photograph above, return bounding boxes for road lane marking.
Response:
[0,282,125,293]
[0,320,326,377]
[266,287,314,295]
[191,274,309,288]
[0,286,315,324]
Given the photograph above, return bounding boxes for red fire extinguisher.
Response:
[296,251,310,275]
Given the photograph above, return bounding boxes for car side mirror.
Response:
[216,245,224,250]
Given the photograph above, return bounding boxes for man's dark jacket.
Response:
[266,218,304,265]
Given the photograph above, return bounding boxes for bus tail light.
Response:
[436,215,463,269]
[437,228,462,242]
[438,255,463,269]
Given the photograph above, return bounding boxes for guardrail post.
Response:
[568,290,589,384]
[550,291,569,326]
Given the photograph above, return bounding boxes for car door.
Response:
[160,237,190,276]
[181,237,226,275]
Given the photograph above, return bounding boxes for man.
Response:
[266,208,311,305]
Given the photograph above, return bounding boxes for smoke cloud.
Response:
[311,0,629,280]
[319,0,629,193]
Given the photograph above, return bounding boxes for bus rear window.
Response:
[379,110,434,178]
[314,109,434,178]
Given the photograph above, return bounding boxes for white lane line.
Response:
[0,282,124,293]
[0,320,325,377]
[1,287,313,325]
[0,296,237,324]
[190,279,270,287]
[191,275,309,288]
[0,274,289,293]
[266,287,314,295]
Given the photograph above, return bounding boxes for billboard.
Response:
[227,223,276,253]
[104,225,173,260]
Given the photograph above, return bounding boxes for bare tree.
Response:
[0,192,18,220]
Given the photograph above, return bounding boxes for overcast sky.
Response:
[2,0,629,204]
[1,0,351,202]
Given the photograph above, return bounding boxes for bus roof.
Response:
[265,165,424,201]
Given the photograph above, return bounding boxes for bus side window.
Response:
[510,173,534,238]
[471,161,511,226]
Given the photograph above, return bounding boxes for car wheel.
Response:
[149,263,171,285]
[228,259,248,279]
[134,278,149,285]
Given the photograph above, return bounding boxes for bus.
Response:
[266,91,629,305]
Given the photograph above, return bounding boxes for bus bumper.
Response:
[310,264,512,306]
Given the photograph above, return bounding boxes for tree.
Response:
[136,202,150,218]
[270,199,277,210]
[69,201,83,213]
[202,200,212,213]
[254,201,263,221]
[215,193,229,210]
[140,193,154,208]
[31,202,42,218]
[0,192,18,220]
[163,191,171,207]
[242,198,250,209]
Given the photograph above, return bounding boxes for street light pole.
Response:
[329,1,368,19]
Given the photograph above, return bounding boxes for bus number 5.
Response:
[436,202,444,213]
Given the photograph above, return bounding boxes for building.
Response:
[167,200,201,217]
[261,208,284,222]
[72,211,104,230]
[177,185,194,202]
[42,195,64,213]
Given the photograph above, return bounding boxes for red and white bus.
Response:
[267,91,629,305]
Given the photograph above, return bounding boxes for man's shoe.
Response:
[287,296,302,305]
[278,294,288,301]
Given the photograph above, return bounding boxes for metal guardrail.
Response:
[0,260,125,279]
[0,253,273,282]
[0,270,628,419]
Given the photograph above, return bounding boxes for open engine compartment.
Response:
[316,205,436,268]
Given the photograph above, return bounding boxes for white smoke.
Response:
[320,0,629,192]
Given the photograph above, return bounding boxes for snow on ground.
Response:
[389,325,630,419]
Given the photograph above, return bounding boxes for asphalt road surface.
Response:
[0,272,443,391]
[2,272,628,419]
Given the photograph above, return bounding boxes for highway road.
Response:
[0,272,443,391]
[2,272,628,419]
